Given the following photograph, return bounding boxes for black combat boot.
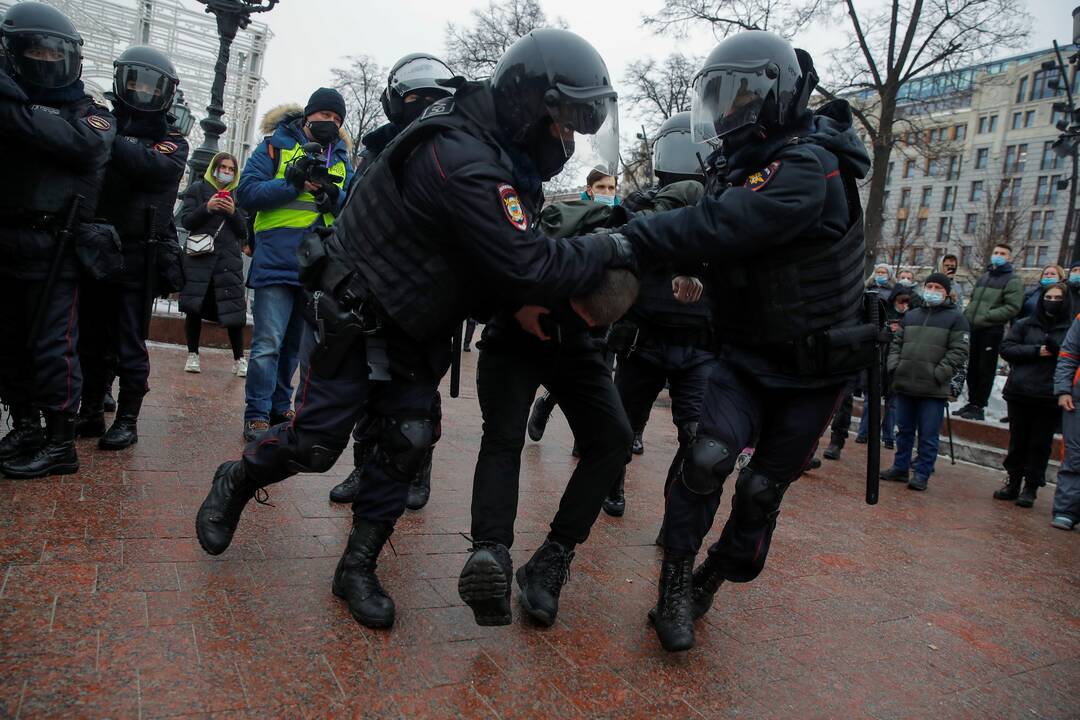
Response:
[993,474,1022,501]
[690,553,725,619]
[329,433,378,503]
[332,517,395,628]
[516,539,574,626]
[1015,478,1039,508]
[99,393,142,450]
[601,469,626,517]
[103,387,116,413]
[823,436,844,461]
[458,540,513,626]
[195,461,265,555]
[0,411,78,479]
[527,392,554,442]
[405,448,432,510]
[650,553,696,652]
[0,405,44,461]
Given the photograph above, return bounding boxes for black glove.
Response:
[1046,334,1061,355]
[317,182,340,204]
[603,232,639,275]
[313,190,336,215]
[284,157,309,190]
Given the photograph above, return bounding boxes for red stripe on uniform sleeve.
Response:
[824,170,840,179]
[1060,351,1077,359]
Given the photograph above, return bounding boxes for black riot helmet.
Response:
[0,2,83,89]
[112,45,178,113]
[690,30,817,145]
[490,28,619,181]
[652,111,705,185]
[381,52,455,125]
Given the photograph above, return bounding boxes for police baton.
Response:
[142,205,159,340]
[449,321,463,399]
[865,292,883,505]
[945,411,956,465]
[27,195,83,351]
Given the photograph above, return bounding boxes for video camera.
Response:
[287,142,345,188]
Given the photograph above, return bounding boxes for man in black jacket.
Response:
[328,52,456,511]
[195,30,633,632]
[77,45,188,450]
[609,31,872,651]
[0,3,117,479]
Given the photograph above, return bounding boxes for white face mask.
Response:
[215,170,235,184]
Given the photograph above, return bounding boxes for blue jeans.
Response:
[244,284,305,421]
[892,393,947,480]
[857,393,896,443]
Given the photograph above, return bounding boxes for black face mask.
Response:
[307,120,339,147]
[525,124,571,182]
[1044,299,1065,317]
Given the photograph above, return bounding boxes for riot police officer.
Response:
[195,29,632,632]
[602,111,715,520]
[611,31,871,651]
[0,2,116,479]
[328,52,456,511]
[76,45,188,449]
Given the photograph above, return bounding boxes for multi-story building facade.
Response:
[862,46,1076,273]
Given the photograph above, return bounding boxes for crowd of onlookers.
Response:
[826,247,1080,530]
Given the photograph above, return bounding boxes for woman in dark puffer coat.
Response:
[179,152,248,375]
[997,283,1071,507]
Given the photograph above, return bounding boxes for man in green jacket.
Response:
[954,244,1022,421]
[881,273,970,490]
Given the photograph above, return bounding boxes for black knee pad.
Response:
[733,470,788,527]
[377,416,436,483]
[680,432,733,495]
[285,433,346,473]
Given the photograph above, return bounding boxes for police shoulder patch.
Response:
[85,114,112,131]
[744,160,781,192]
[421,97,455,120]
[154,140,179,154]
[498,183,528,231]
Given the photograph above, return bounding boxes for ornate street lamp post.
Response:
[187,0,279,184]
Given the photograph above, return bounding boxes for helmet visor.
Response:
[690,64,775,143]
[2,32,81,88]
[115,65,175,112]
[653,127,705,175]
[546,89,619,176]
[390,57,455,97]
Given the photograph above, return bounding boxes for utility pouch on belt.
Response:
[75,222,123,281]
[606,321,639,356]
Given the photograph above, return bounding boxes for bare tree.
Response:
[445,0,566,79]
[642,0,1032,270]
[969,175,1035,270]
[331,55,386,165]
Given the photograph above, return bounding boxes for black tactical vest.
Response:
[0,97,110,222]
[331,91,514,342]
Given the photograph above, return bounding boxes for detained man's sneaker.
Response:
[458,541,513,626]
[516,539,574,626]
[185,353,201,373]
[233,357,248,377]
[270,409,295,426]
[1051,516,1075,531]
[243,419,269,442]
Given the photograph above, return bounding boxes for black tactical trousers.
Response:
[664,360,843,581]
[0,273,82,414]
[471,342,632,549]
[79,280,150,403]
[245,330,441,525]
[615,345,717,433]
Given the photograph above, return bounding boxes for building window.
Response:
[896,218,907,236]
[885,161,894,186]
[1011,111,1022,130]
[1053,107,1069,127]
[964,214,978,234]
[1038,245,1049,266]
[915,217,928,236]
[1024,110,1036,127]
[900,187,911,208]
[970,180,984,203]
[920,187,933,208]
[1035,176,1049,205]
[975,147,989,169]
[903,158,915,178]
[1016,75,1029,103]
[937,216,952,242]
[978,115,989,133]
[926,158,939,176]
[946,155,961,180]
[1049,176,1061,205]
[1003,143,1027,173]
[941,186,956,211]
[954,124,967,141]
[1041,141,1060,170]
[912,247,925,264]
[1001,178,1022,207]
[1032,68,1063,100]
[989,115,998,132]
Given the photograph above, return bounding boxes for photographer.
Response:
[235,88,353,441]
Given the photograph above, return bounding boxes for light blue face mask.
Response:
[1041,277,1057,287]
[874,275,889,286]
[1070,273,1080,287]
[923,290,945,306]
[990,255,1007,267]
[593,193,617,207]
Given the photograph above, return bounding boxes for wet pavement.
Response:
[1,343,1078,719]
